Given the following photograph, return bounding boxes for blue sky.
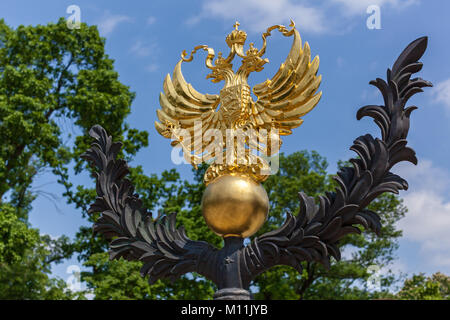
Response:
[2,0,450,291]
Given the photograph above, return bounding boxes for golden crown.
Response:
[225,21,247,47]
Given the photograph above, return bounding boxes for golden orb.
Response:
[201,174,269,238]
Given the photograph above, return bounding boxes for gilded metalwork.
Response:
[201,174,269,238]
[84,35,432,300]
[154,20,322,185]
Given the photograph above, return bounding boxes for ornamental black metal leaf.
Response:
[241,37,432,284]
[83,37,433,297]
[82,125,217,284]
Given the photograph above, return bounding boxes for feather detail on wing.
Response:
[155,60,221,165]
[252,27,322,135]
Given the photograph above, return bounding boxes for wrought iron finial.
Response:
[83,33,432,300]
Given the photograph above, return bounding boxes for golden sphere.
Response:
[201,174,269,238]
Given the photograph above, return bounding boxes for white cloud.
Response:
[340,244,359,260]
[97,11,133,36]
[147,16,157,25]
[432,255,450,268]
[146,63,159,72]
[189,0,328,34]
[130,40,158,57]
[395,160,450,270]
[188,0,419,34]
[85,293,95,300]
[361,86,380,101]
[384,259,408,275]
[128,39,160,72]
[396,160,450,195]
[432,78,450,112]
[399,191,450,249]
[331,0,418,16]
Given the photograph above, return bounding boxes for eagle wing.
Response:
[155,60,221,165]
[252,27,322,136]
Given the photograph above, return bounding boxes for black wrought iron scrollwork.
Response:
[83,36,432,299]
[81,126,217,284]
[240,37,432,287]
[82,126,252,295]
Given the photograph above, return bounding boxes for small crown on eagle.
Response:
[226,21,247,48]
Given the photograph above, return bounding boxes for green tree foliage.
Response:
[0,203,79,299]
[396,272,450,300]
[0,18,147,298]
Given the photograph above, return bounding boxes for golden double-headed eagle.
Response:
[155,21,322,184]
